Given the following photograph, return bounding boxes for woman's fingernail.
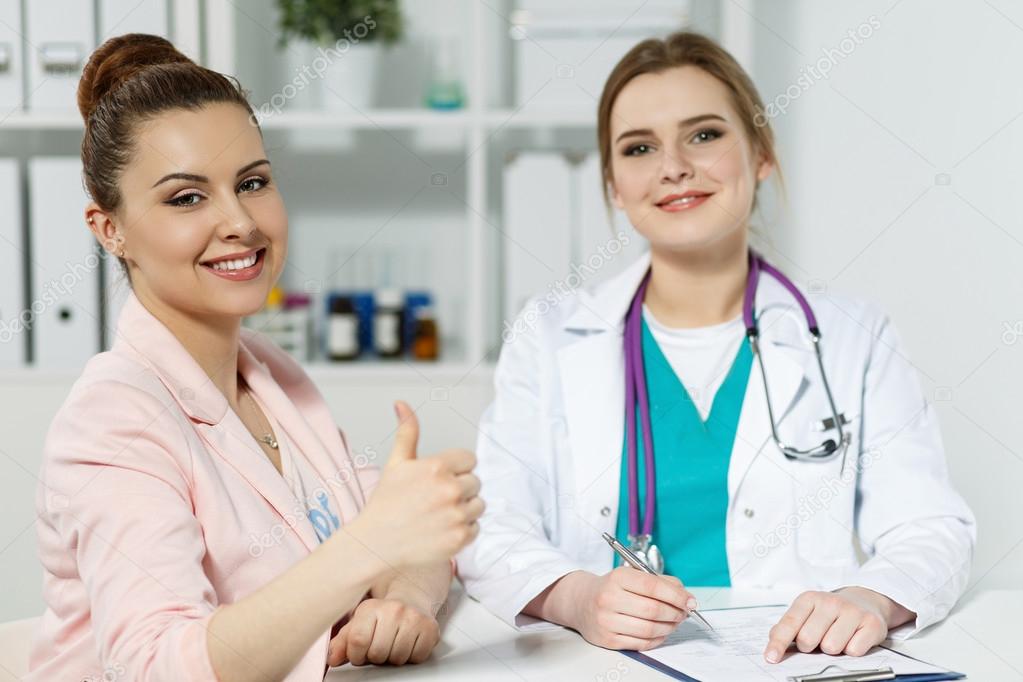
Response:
[686,598,699,611]
[765,649,780,663]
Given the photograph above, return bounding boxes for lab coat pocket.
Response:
[792,413,861,568]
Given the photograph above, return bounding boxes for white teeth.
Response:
[210,253,258,271]
[666,195,704,205]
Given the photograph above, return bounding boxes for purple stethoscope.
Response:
[623,250,850,573]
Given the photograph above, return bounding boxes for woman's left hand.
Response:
[328,597,440,667]
[764,587,913,663]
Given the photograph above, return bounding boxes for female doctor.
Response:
[457,31,975,663]
[28,34,483,681]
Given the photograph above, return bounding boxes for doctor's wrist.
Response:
[523,570,595,629]
[835,586,915,629]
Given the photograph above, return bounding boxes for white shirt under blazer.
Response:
[457,251,975,638]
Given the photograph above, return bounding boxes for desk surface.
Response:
[326,586,1022,682]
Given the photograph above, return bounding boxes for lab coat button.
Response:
[600,506,611,517]
[744,508,755,518]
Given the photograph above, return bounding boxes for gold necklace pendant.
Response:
[241,380,279,450]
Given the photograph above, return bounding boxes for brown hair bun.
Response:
[77,33,192,122]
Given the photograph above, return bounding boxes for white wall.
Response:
[748,0,1023,591]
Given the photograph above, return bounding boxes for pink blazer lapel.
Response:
[112,292,323,553]
[193,418,322,553]
[237,342,368,528]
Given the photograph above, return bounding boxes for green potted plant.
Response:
[276,0,404,111]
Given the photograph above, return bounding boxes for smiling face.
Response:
[97,102,287,322]
[608,65,772,255]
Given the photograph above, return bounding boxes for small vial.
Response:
[373,289,405,358]
[327,296,359,361]
[411,305,439,361]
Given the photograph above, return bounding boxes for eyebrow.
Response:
[614,114,727,144]
[151,159,271,188]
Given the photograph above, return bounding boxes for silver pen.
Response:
[602,532,715,631]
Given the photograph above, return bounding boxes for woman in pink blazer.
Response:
[27,34,484,682]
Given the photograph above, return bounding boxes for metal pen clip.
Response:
[789,664,895,682]
[600,532,715,632]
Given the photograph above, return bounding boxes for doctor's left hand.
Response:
[764,587,915,663]
[327,597,440,667]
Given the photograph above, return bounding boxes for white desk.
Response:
[326,586,1023,681]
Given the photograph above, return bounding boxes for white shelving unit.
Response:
[0,0,750,381]
[204,0,643,374]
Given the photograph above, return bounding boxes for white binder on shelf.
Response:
[0,159,25,368]
[574,153,645,288]
[0,0,24,115]
[99,0,169,42]
[28,158,101,369]
[24,0,95,111]
[502,152,573,323]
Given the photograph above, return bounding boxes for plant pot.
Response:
[281,40,323,111]
[318,42,381,112]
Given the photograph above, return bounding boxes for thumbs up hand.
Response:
[387,400,421,463]
[346,401,484,569]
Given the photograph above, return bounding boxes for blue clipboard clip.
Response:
[789,665,895,682]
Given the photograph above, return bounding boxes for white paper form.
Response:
[636,605,956,681]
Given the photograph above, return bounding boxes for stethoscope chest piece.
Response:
[628,534,665,574]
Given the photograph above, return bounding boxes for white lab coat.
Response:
[457,252,975,638]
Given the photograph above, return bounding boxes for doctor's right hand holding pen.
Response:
[522,567,698,651]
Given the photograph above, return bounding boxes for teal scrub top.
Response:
[614,317,753,586]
